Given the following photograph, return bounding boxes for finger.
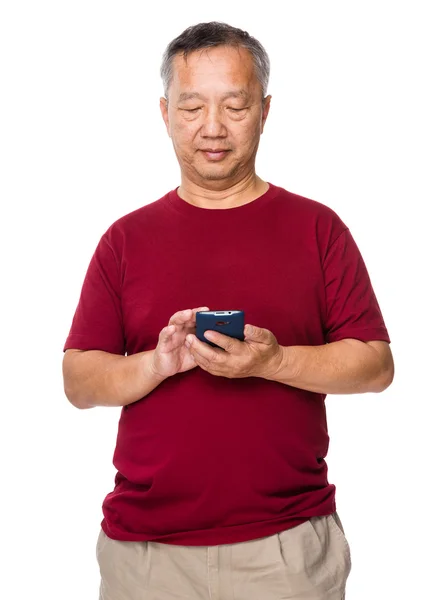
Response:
[158,324,175,345]
[169,307,210,327]
[187,344,215,371]
[202,330,239,352]
[190,306,210,323]
[168,308,194,326]
[244,324,271,342]
[186,334,223,361]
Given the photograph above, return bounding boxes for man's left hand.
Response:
[184,324,284,379]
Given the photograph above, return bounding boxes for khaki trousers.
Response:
[96,512,351,599]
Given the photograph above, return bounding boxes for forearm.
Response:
[266,338,393,394]
[63,349,166,409]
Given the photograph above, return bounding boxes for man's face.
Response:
[160,45,271,187]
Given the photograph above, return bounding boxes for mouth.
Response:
[199,149,231,161]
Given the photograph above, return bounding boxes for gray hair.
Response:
[160,22,270,100]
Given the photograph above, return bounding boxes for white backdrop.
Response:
[1,1,427,599]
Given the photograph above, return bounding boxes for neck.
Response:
[177,173,269,209]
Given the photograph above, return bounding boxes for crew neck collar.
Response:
[165,182,280,218]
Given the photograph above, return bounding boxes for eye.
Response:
[228,107,246,112]
[183,108,201,113]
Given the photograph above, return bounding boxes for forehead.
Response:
[170,46,258,97]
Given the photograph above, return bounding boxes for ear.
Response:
[261,95,272,134]
[159,97,171,137]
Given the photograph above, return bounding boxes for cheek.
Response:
[173,122,198,146]
[232,127,259,151]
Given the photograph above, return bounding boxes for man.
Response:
[63,21,393,600]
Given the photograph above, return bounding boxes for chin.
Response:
[195,166,241,182]
[199,173,230,181]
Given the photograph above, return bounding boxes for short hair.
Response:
[160,21,270,100]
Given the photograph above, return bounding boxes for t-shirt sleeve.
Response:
[323,228,390,344]
[63,233,125,354]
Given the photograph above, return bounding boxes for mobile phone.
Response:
[196,310,245,349]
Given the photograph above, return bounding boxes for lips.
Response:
[200,149,230,161]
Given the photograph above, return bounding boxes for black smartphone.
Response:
[196,310,245,349]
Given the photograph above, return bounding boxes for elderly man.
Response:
[63,21,393,600]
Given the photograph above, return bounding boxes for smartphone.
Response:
[196,310,245,349]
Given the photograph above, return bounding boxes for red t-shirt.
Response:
[64,183,390,545]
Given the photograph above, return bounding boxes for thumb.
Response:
[245,324,258,337]
[245,324,273,343]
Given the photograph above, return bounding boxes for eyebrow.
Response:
[178,90,249,102]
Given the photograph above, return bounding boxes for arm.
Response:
[266,339,394,394]
[63,349,166,410]
[62,232,168,409]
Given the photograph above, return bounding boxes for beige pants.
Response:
[96,512,351,599]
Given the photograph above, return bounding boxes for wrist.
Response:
[143,350,167,384]
[264,345,288,381]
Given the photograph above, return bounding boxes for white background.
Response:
[1,1,427,599]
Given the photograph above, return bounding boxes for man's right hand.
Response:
[150,307,210,379]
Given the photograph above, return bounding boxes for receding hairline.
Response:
[160,23,270,100]
[170,47,262,102]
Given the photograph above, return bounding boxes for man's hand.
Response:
[184,324,284,379]
[150,307,211,379]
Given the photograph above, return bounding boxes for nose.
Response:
[200,106,227,138]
